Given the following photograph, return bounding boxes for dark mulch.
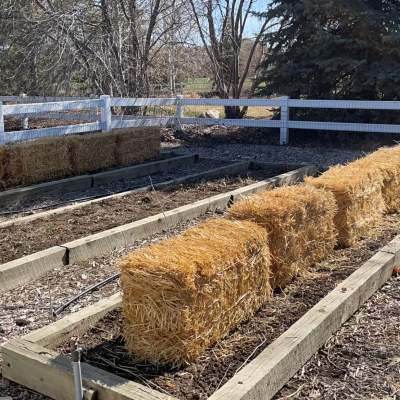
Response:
[166,125,399,152]
[274,273,400,400]
[56,213,400,400]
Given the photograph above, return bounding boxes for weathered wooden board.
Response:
[3,232,398,400]
[209,235,400,400]
[3,338,176,400]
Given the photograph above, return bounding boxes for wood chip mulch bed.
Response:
[0,168,283,264]
[51,213,400,400]
[273,276,400,400]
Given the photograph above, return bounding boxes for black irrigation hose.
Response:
[53,273,121,316]
[0,182,150,216]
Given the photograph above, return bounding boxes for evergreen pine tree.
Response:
[257,0,400,124]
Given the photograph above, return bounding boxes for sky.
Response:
[243,0,272,39]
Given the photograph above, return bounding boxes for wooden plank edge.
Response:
[24,293,122,348]
[2,338,176,400]
[21,166,315,347]
[0,166,316,294]
[0,155,240,230]
[251,160,311,171]
[0,175,93,207]
[209,235,400,400]
[0,153,197,226]
[65,165,316,264]
[0,246,67,295]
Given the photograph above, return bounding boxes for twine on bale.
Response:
[227,185,337,288]
[120,218,271,367]
[114,127,161,166]
[305,164,385,247]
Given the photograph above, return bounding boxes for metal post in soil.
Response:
[70,336,84,400]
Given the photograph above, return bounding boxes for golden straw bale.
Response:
[227,185,337,288]
[2,138,71,187]
[355,145,400,213]
[120,218,271,367]
[113,127,161,166]
[67,132,117,174]
[305,164,385,247]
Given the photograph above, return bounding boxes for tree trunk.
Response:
[224,105,246,119]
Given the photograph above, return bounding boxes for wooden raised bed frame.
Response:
[3,234,400,400]
[0,164,317,294]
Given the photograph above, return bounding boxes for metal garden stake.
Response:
[70,336,84,400]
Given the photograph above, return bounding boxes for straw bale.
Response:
[356,145,400,213]
[113,127,161,166]
[120,218,271,367]
[2,138,71,187]
[227,185,337,288]
[67,132,117,174]
[305,163,385,247]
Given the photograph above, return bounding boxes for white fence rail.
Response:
[1,95,400,145]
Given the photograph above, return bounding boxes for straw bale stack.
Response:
[355,145,400,213]
[227,185,337,288]
[67,132,117,174]
[2,138,71,187]
[120,218,271,366]
[305,164,385,247]
[113,127,161,166]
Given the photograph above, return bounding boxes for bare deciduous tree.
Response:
[0,0,198,99]
[189,0,277,118]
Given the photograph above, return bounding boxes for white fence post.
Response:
[175,94,184,132]
[280,96,289,145]
[19,93,29,129]
[0,102,5,145]
[100,95,111,132]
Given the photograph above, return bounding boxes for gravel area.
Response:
[0,156,231,219]
[1,212,399,399]
[162,143,365,169]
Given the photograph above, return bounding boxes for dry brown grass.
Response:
[67,132,117,174]
[305,163,385,247]
[227,185,337,288]
[113,127,160,166]
[120,218,271,367]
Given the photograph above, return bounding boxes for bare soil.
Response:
[54,213,400,400]
[0,169,283,264]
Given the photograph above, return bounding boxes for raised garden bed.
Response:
[0,165,316,295]
[3,213,400,400]
[0,166,285,264]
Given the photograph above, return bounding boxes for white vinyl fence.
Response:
[1,94,400,145]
